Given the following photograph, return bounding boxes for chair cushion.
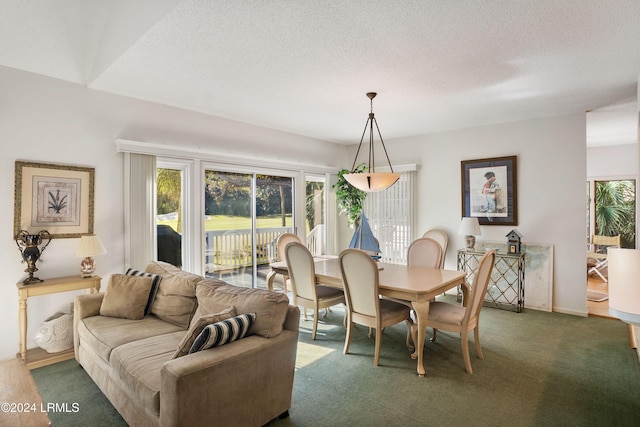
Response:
[316,285,344,299]
[172,306,236,359]
[145,261,203,329]
[193,283,289,338]
[428,301,465,325]
[99,274,153,320]
[378,298,411,322]
[188,313,256,354]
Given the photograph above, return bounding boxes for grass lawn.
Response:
[158,214,293,232]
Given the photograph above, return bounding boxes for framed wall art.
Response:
[14,161,95,238]
[461,155,517,226]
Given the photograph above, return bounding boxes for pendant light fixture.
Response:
[343,92,400,192]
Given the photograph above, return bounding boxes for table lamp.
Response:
[75,235,107,277]
[459,217,481,250]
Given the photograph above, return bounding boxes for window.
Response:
[156,167,184,267]
[363,168,416,264]
[305,175,326,255]
[203,168,294,288]
[588,178,636,248]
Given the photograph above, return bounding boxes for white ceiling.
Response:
[1,0,639,146]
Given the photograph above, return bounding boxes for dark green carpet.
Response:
[33,297,640,426]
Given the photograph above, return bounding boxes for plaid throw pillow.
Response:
[189,313,256,354]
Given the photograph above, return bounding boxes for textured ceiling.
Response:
[1,0,638,146]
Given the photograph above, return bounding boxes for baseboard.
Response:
[553,306,588,317]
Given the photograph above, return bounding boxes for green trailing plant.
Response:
[333,163,367,227]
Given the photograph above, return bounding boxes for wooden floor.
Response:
[587,274,615,319]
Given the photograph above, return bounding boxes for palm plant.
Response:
[594,180,635,248]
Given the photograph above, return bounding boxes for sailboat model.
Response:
[349,211,381,259]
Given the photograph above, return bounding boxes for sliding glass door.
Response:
[203,168,294,288]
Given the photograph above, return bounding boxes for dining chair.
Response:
[427,249,496,373]
[339,248,415,366]
[284,241,345,340]
[422,229,449,268]
[587,234,621,283]
[407,237,443,269]
[275,232,302,293]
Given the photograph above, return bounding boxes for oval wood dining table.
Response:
[267,257,467,377]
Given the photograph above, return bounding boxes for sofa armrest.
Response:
[283,304,300,332]
[159,306,300,427]
[73,293,104,362]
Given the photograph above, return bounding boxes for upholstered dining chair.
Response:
[422,229,449,268]
[275,232,302,293]
[427,249,496,374]
[284,241,345,340]
[407,237,443,269]
[339,248,415,366]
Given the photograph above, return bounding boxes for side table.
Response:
[16,276,101,370]
[457,249,525,312]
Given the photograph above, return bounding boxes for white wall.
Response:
[0,66,344,360]
[587,144,638,177]
[385,114,588,315]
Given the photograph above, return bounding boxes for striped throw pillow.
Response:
[188,313,256,354]
[125,268,161,315]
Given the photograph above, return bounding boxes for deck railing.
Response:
[204,225,325,275]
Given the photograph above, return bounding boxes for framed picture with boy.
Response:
[461,155,517,225]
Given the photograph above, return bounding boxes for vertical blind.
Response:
[363,169,416,264]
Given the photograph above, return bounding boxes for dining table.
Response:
[267,257,468,377]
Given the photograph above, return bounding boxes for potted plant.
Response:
[333,164,367,228]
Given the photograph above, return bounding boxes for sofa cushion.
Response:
[193,283,289,338]
[100,274,153,320]
[188,313,256,354]
[110,331,184,417]
[78,315,184,363]
[145,261,203,329]
[172,306,236,359]
[125,268,161,315]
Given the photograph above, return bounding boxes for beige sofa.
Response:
[73,261,300,427]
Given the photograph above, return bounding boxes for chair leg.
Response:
[311,308,318,340]
[343,321,353,355]
[373,328,381,366]
[474,326,484,360]
[461,333,473,374]
[430,328,438,343]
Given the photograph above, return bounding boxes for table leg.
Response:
[266,269,276,291]
[410,300,430,377]
[18,293,27,361]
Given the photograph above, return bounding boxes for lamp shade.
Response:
[75,235,107,257]
[458,217,482,236]
[343,172,400,192]
[608,248,640,327]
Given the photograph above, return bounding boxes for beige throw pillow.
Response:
[194,283,289,338]
[172,306,236,359]
[100,274,153,320]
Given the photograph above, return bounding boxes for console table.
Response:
[457,249,525,312]
[16,276,101,370]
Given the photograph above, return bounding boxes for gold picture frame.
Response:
[14,161,95,238]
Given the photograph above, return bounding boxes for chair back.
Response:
[422,229,449,267]
[407,237,443,269]
[339,249,380,319]
[284,241,317,302]
[277,232,302,261]
[591,234,621,252]
[464,250,496,322]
